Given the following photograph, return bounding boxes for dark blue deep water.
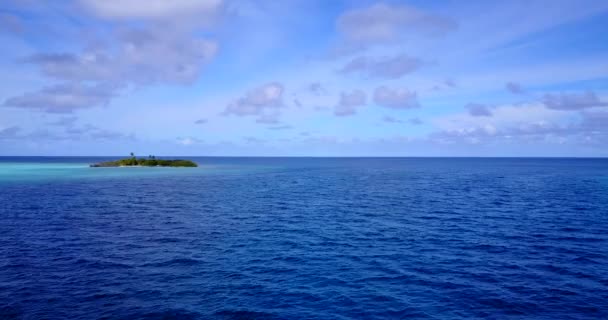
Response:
[1,157,607,319]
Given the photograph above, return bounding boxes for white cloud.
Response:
[307,82,327,96]
[223,82,285,123]
[0,126,20,139]
[336,3,456,47]
[255,114,281,124]
[25,27,218,85]
[0,13,23,34]
[373,86,420,109]
[334,90,366,116]
[382,116,402,123]
[543,91,607,110]
[435,103,570,131]
[267,125,292,130]
[47,116,79,127]
[3,83,118,113]
[430,101,608,145]
[465,103,493,117]
[176,136,203,146]
[0,123,134,142]
[409,118,423,125]
[506,82,525,94]
[80,0,223,20]
[338,54,425,79]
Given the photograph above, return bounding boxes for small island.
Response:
[90,153,197,167]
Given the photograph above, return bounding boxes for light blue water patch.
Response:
[0,160,269,185]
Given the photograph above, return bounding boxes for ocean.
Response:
[0,157,607,319]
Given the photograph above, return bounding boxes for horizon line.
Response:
[1,155,607,159]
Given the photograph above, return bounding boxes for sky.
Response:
[0,0,607,157]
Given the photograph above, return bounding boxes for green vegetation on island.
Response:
[90,153,197,167]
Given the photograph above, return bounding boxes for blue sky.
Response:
[1,0,607,156]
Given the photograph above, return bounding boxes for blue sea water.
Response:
[0,157,607,319]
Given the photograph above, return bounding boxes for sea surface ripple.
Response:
[0,157,607,319]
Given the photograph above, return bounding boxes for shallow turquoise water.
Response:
[0,158,266,184]
[0,162,202,183]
